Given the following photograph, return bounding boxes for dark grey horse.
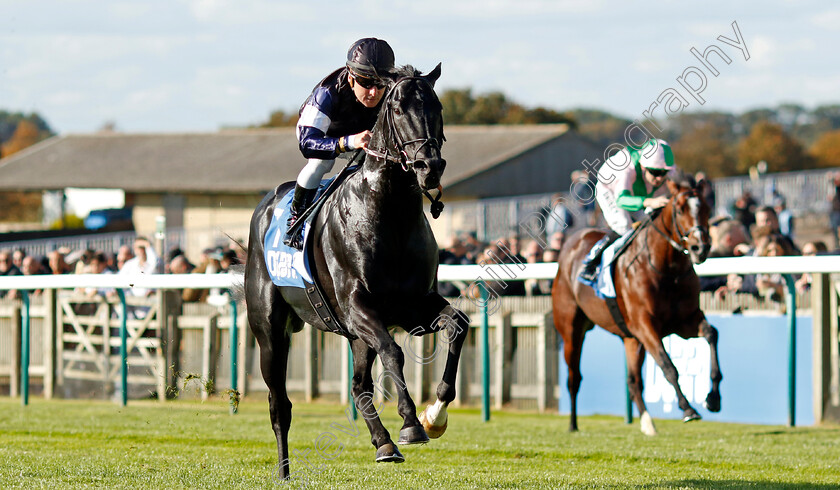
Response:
[245,64,470,479]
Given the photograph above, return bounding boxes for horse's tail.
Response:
[215,230,248,305]
[228,263,246,306]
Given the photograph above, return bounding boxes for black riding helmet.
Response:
[346,38,395,81]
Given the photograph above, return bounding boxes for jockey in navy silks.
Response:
[284,38,397,249]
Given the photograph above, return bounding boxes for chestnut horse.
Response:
[551,176,722,435]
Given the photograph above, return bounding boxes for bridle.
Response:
[650,190,707,256]
[363,76,444,173]
[363,75,447,217]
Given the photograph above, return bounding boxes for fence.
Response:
[1,257,839,425]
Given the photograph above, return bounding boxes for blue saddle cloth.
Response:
[263,175,343,288]
[577,231,633,299]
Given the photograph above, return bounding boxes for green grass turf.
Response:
[1,396,839,489]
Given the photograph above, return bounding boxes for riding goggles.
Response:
[351,73,387,90]
[646,168,669,178]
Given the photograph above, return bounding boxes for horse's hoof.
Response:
[640,411,657,436]
[419,406,448,439]
[683,410,702,423]
[703,392,721,413]
[375,443,405,463]
[397,425,429,445]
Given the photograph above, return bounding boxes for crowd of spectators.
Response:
[0,236,245,304]
[436,170,840,303]
[2,171,838,305]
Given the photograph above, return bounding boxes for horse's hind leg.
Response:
[700,318,723,413]
[408,295,470,440]
[349,338,404,463]
[624,338,656,436]
[246,287,294,478]
[245,220,296,480]
[562,308,590,433]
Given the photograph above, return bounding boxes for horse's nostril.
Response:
[413,160,428,171]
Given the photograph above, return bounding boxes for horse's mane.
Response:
[392,64,422,79]
[669,168,696,190]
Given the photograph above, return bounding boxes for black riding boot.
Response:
[283,184,316,250]
[579,231,620,282]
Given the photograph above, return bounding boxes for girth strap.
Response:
[605,297,634,338]
[302,279,356,339]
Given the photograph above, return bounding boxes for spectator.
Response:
[460,231,485,263]
[69,248,95,274]
[539,248,561,295]
[702,219,750,293]
[753,206,797,254]
[521,239,544,296]
[695,172,716,215]
[709,220,750,258]
[732,189,757,231]
[182,252,223,303]
[754,234,797,303]
[118,237,159,318]
[437,236,471,297]
[773,196,794,240]
[570,170,597,227]
[47,250,71,275]
[0,249,22,299]
[169,254,195,275]
[476,245,525,297]
[115,245,134,271]
[220,249,239,272]
[830,172,840,250]
[795,241,829,293]
[12,248,26,271]
[85,252,116,300]
[545,192,574,243]
[20,255,46,296]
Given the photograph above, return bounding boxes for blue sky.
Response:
[2,0,838,134]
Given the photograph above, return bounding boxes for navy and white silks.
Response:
[295,68,383,189]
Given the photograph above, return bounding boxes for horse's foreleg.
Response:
[645,335,701,423]
[350,292,427,447]
[624,338,656,435]
[700,319,723,412]
[349,338,404,463]
[417,303,470,439]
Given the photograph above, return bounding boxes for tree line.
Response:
[257,94,840,179]
[0,112,54,222]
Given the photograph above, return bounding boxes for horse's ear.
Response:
[425,63,442,87]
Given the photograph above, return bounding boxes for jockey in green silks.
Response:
[579,138,676,282]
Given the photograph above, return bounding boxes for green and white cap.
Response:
[633,139,674,170]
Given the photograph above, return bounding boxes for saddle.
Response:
[263,155,363,339]
[579,217,653,338]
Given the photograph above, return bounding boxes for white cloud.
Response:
[810,9,840,31]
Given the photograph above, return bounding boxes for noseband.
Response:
[651,191,707,256]
[364,76,444,173]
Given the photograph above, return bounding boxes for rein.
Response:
[637,191,706,278]
[649,192,704,256]
[363,75,447,218]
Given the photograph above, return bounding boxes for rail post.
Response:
[229,293,238,415]
[117,289,128,407]
[20,291,31,406]
[480,279,490,422]
[783,274,797,427]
